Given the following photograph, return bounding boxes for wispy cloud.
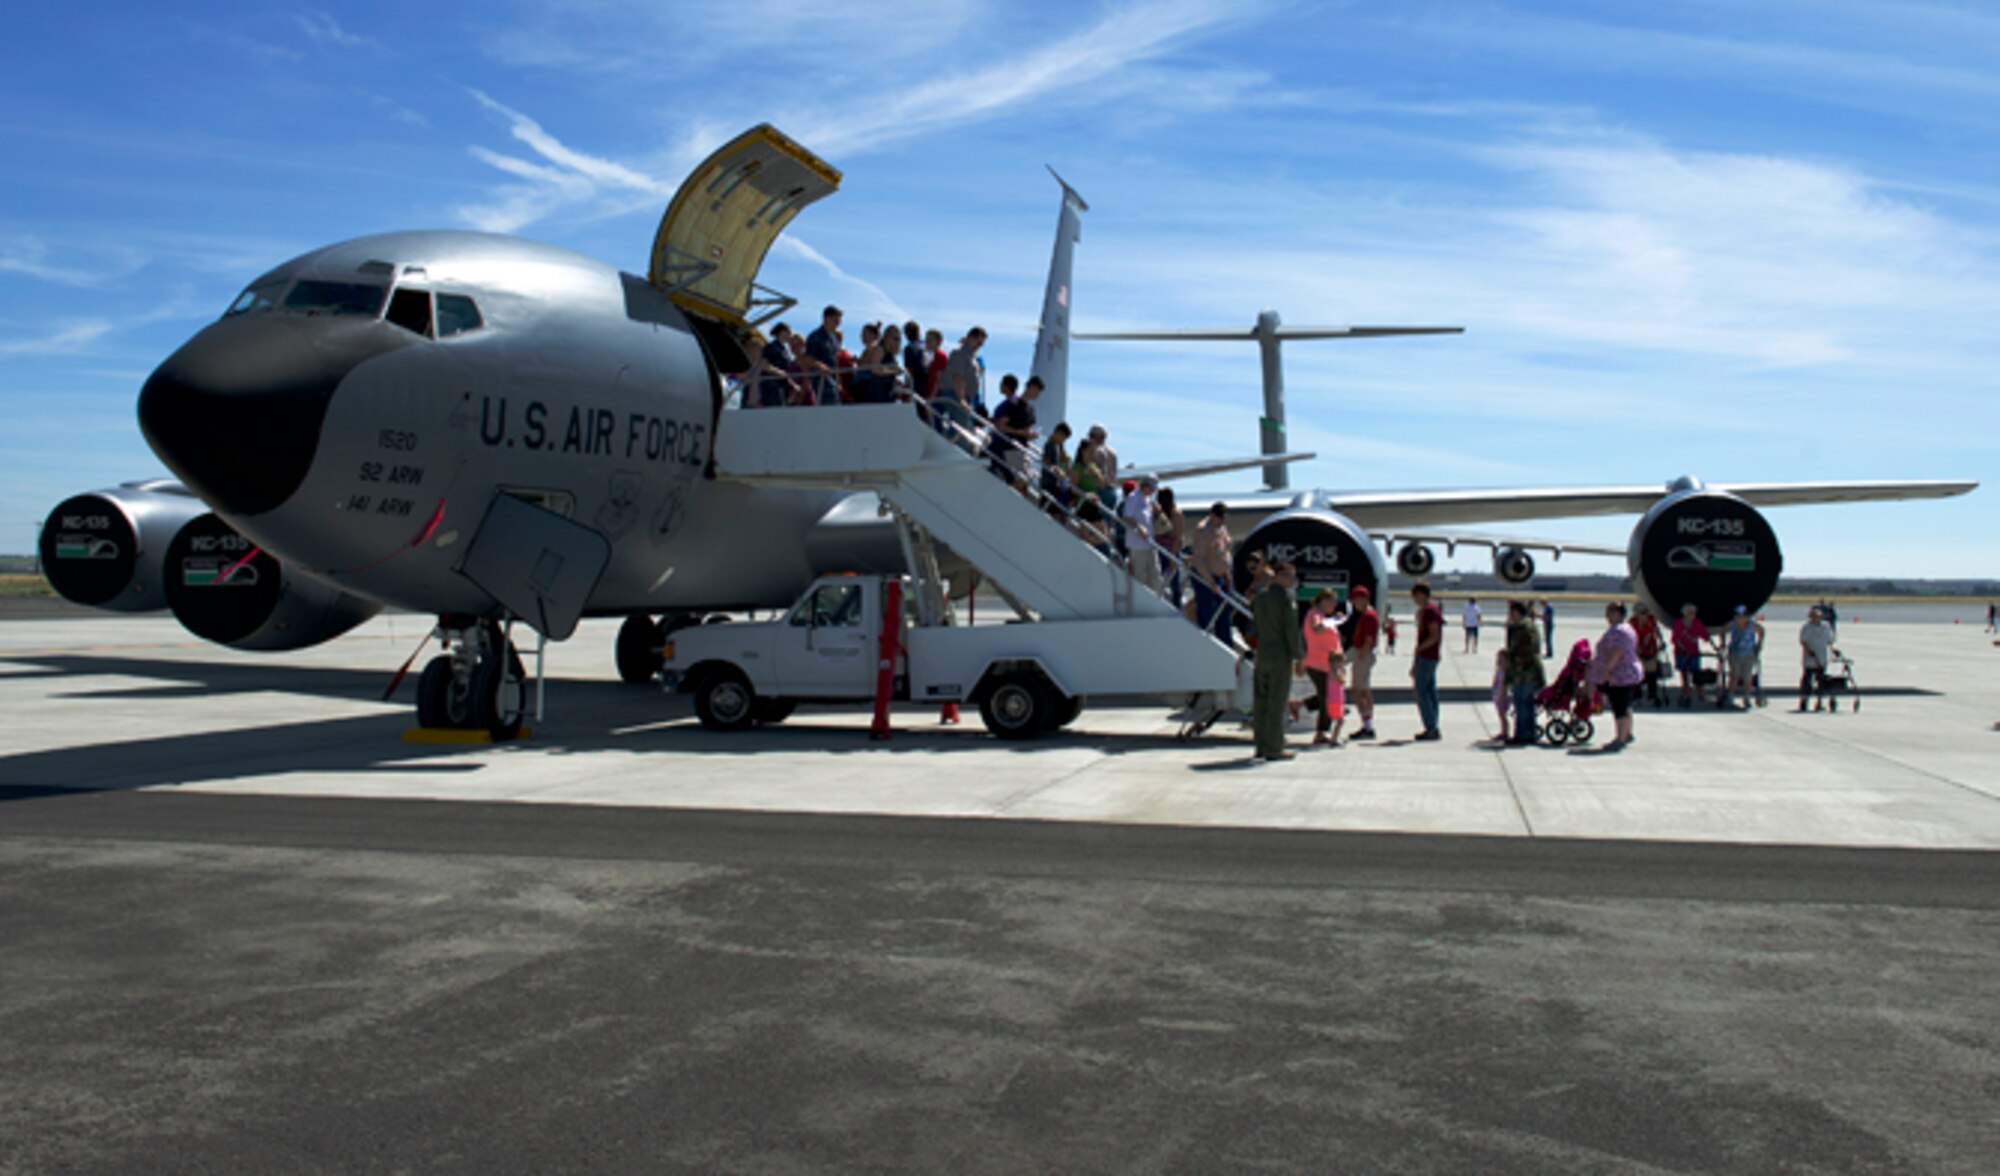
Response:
[0,322,115,357]
[772,238,908,324]
[0,238,124,286]
[296,11,384,53]
[787,0,1262,156]
[456,90,673,232]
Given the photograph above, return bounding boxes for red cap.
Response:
[1351,586,1371,599]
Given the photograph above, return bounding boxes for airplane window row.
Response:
[222,278,483,339]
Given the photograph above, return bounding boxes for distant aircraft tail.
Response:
[1029,167,1088,432]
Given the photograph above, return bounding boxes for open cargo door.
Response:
[648,124,841,330]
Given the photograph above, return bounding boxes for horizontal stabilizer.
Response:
[1077,326,1462,341]
[1124,452,1317,484]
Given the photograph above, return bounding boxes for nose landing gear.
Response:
[416,618,528,739]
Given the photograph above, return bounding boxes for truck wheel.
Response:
[1049,694,1085,730]
[754,697,797,725]
[693,668,758,732]
[980,672,1050,740]
[616,615,664,683]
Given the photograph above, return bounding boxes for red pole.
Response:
[870,578,902,741]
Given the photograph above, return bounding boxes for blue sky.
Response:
[3,1,1995,576]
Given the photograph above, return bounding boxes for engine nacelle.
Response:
[163,513,381,650]
[37,481,209,612]
[1395,543,1435,578]
[1234,508,1386,606]
[1494,546,1536,585]
[1627,488,1782,629]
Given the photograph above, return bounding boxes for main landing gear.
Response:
[616,612,707,684]
[416,618,528,739]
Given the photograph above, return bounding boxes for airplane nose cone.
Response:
[138,315,414,517]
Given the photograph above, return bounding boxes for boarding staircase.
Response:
[713,405,1247,710]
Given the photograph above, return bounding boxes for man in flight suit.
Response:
[1253,559,1305,761]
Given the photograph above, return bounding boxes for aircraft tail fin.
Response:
[1029,167,1088,431]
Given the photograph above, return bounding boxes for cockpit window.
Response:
[385,287,433,337]
[436,294,484,338]
[283,280,388,317]
[225,279,286,317]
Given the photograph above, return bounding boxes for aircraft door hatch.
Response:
[648,123,841,330]
[458,492,612,641]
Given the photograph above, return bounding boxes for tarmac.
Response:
[2,607,1997,1172]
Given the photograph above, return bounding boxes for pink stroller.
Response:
[1533,639,1599,745]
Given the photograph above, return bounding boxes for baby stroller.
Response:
[1534,639,1598,745]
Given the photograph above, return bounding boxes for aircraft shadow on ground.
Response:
[0,655,1244,799]
[0,652,1949,799]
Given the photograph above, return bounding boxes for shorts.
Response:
[1350,650,1375,691]
[1674,650,1700,674]
[1603,684,1635,718]
[1729,655,1759,682]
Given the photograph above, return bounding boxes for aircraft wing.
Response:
[1284,478,1980,530]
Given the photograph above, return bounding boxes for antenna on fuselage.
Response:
[1076,312,1463,490]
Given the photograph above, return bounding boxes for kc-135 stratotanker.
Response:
[38,125,1974,739]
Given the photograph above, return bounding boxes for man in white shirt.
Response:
[1798,606,1835,712]
[1462,597,1483,653]
[1122,475,1163,592]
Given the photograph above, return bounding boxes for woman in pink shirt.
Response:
[1302,590,1347,746]
[1587,602,1647,749]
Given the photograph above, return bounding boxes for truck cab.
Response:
[663,572,1103,738]
[661,574,895,729]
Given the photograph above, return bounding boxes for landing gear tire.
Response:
[1049,694,1085,730]
[693,668,758,732]
[417,656,470,728]
[416,624,526,739]
[616,615,665,684]
[754,697,797,725]
[471,642,528,740]
[980,672,1051,740]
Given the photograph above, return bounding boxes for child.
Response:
[1491,648,1511,742]
[1323,649,1348,746]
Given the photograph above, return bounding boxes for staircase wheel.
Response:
[980,672,1051,740]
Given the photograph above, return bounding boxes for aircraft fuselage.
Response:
[139,231,846,618]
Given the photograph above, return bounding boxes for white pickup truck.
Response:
[660,573,1242,739]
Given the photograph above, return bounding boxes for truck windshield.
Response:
[790,583,864,628]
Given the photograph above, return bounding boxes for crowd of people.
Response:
[1240,583,1848,761]
[733,309,1857,752]
[736,306,1198,588]
[738,305,999,422]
